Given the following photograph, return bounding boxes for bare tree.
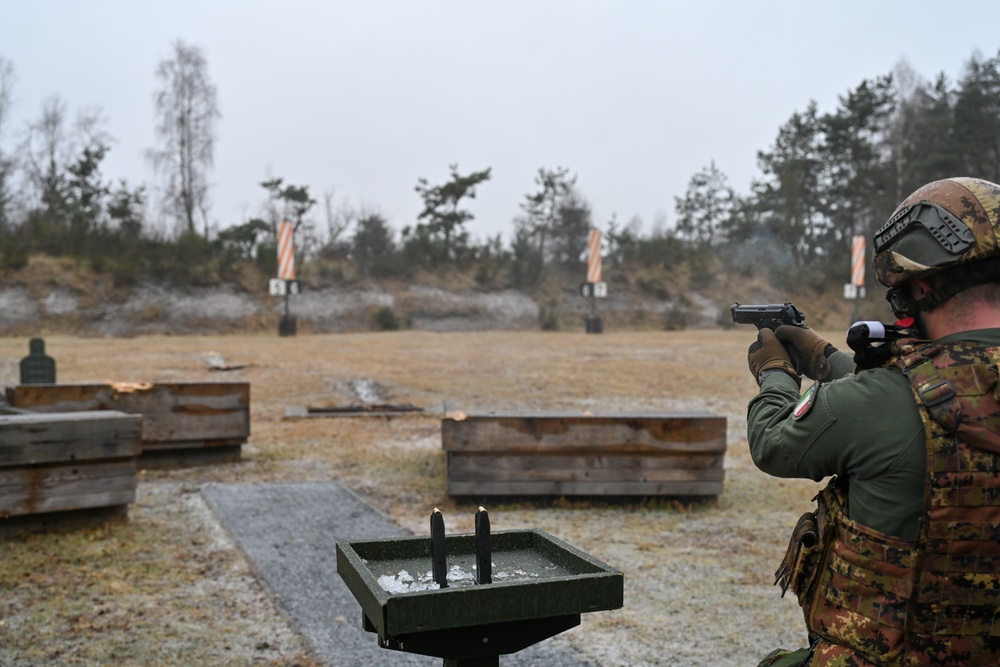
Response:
[0,58,16,231]
[23,96,70,217]
[148,40,220,236]
[516,166,576,262]
[323,189,351,246]
[22,97,111,223]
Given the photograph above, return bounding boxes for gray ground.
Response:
[201,481,598,667]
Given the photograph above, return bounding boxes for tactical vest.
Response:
[783,339,1000,666]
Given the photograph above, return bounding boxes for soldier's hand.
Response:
[748,328,799,386]
[774,325,838,382]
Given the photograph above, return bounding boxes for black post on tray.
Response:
[475,507,491,585]
[431,508,448,589]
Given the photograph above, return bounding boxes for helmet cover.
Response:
[873,177,1000,288]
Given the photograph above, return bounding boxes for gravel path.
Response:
[202,481,598,667]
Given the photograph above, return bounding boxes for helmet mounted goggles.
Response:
[873,200,975,257]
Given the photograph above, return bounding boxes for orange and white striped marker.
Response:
[278,220,296,281]
[587,229,602,283]
[851,235,865,287]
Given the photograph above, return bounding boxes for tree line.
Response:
[675,53,1000,291]
[2,43,1000,296]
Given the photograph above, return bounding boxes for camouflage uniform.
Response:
[749,333,1000,665]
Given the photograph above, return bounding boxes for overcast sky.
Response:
[3,1,1000,243]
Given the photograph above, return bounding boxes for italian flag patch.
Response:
[793,383,818,420]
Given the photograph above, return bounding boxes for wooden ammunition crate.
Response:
[0,411,142,518]
[6,382,250,468]
[442,412,726,497]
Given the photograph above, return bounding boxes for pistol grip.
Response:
[784,343,802,376]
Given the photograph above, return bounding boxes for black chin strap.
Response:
[915,257,1000,313]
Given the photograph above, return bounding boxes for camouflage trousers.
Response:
[757,641,880,667]
[757,647,812,667]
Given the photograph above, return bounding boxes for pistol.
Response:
[731,302,807,374]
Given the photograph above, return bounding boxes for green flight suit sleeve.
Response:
[747,366,923,484]
[747,363,927,538]
[829,349,856,379]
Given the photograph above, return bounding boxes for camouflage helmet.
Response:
[873,177,1000,289]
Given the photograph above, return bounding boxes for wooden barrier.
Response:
[6,382,250,468]
[0,411,142,519]
[442,411,727,497]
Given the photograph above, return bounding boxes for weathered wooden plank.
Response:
[137,437,246,452]
[0,460,137,517]
[0,484,137,514]
[451,465,724,484]
[0,412,142,466]
[443,411,727,497]
[6,489,136,516]
[0,459,136,488]
[8,382,249,411]
[0,472,137,511]
[6,382,250,445]
[448,453,724,471]
[448,455,725,483]
[283,405,425,419]
[446,480,724,497]
[442,413,726,454]
[140,410,249,443]
[138,444,242,469]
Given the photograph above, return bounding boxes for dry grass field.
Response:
[0,329,834,666]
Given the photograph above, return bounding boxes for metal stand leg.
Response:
[443,658,499,667]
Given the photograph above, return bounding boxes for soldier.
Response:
[746,177,1000,666]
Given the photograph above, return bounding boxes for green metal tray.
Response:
[336,528,623,640]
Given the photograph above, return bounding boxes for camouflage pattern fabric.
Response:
[873,177,1000,288]
[787,339,1000,665]
[756,646,814,667]
[809,640,879,666]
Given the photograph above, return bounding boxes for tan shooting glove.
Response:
[747,328,799,386]
[774,325,837,382]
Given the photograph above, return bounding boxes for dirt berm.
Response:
[0,280,736,336]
